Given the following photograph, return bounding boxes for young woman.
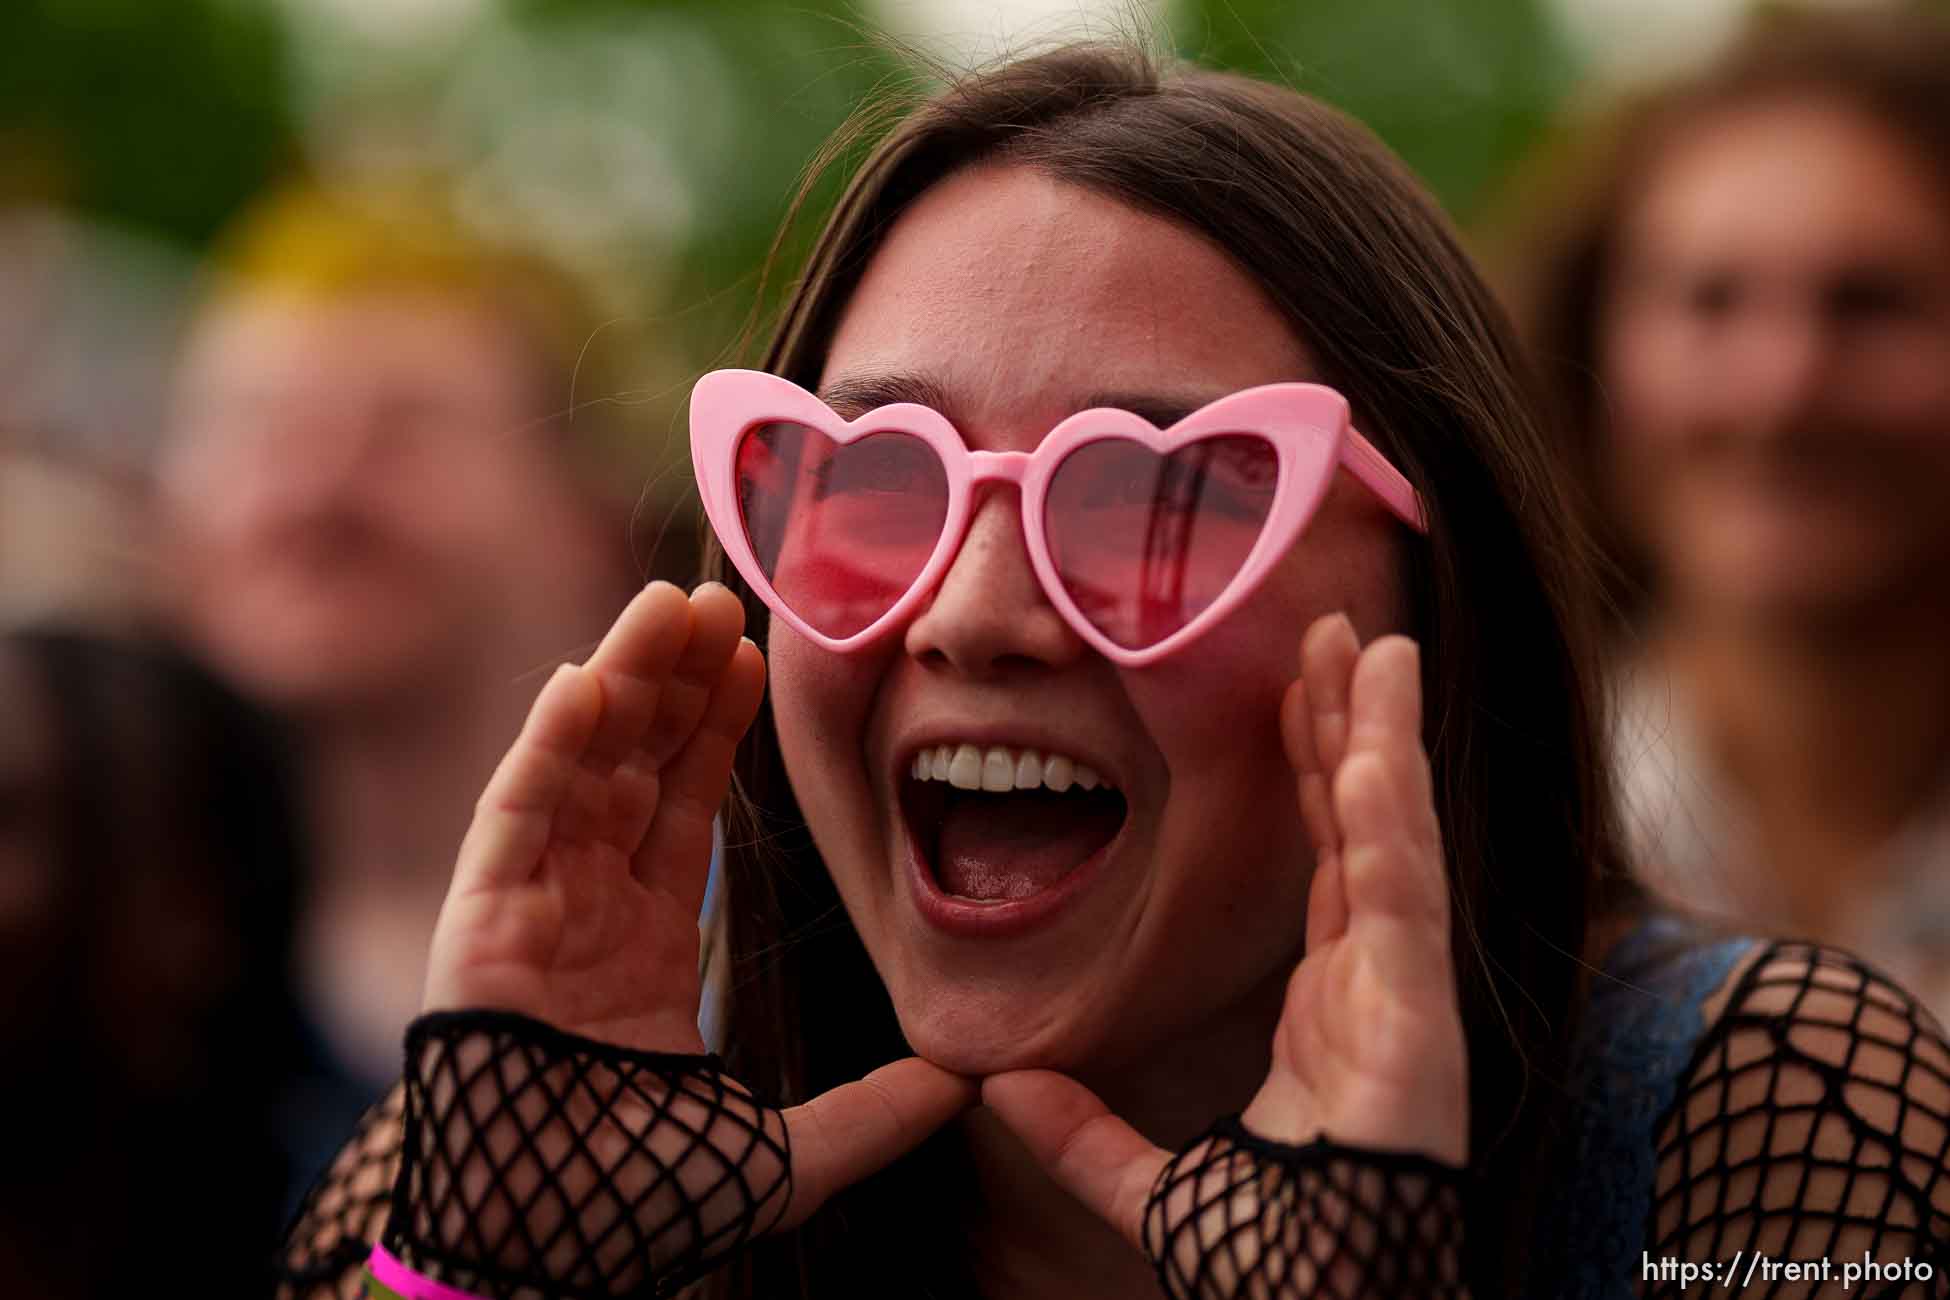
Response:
[278,45,1950,1300]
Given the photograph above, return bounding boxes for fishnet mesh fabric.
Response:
[271,942,1950,1299]
[1646,941,1950,1298]
[378,1009,790,1300]
[1142,1114,1468,1299]
[276,1082,406,1300]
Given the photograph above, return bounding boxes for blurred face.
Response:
[768,165,1409,1077]
[1601,97,1950,627]
[162,290,589,710]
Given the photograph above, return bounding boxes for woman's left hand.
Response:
[982,615,1469,1261]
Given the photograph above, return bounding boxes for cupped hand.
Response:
[422,580,975,1230]
[981,613,1468,1253]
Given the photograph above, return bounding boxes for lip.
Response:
[901,795,1126,940]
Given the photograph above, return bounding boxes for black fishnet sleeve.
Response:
[380,1008,790,1300]
[1645,942,1950,1298]
[270,1010,791,1300]
[1142,1114,1470,1298]
[275,1081,405,1300]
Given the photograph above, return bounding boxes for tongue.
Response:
[935,790,1122,901]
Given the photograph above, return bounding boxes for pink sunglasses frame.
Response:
[690,368,1428,667]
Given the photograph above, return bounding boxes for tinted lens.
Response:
[734,421,949,638]
[1044,435,1278,649]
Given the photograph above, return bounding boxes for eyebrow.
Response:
[817,370,1234,430]
[1075,390,1231,430]
[816,372,960,422]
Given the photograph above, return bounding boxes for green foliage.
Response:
[441,0,906,363]
[0,0,297,245]
[1171,0,1577,219]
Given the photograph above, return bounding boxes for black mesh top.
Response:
[276,913,1950,1298]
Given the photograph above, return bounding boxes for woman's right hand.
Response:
[421,580,975,1232]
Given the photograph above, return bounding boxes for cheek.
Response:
[1123,657,1313,1023]
[1598,310,1707,541]
[1125,527,1404,920]
[1602,306,1703,455]
[1137,666,1302,905]
[765,624,888,853]
[380,442,522,548]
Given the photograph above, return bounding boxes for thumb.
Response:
[981,1070,1169,1250]
[779,1057,977,1228]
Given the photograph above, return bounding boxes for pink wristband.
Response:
[366,1242,489,1300]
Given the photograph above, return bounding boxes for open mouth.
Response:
[899,745,1129,903]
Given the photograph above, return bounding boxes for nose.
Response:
[903,487,1086,677]
[1717,298,1837,439]
[241,400,393,527]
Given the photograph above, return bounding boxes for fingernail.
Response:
[695,580,730,598]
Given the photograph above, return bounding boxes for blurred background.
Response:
[2,0,1896,493]
[4,0,1949,1293]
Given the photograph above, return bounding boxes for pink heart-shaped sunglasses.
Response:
[691,369,1427,667]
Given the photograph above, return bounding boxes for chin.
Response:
[218,628,440,711]
[1701,550,1918,627]
[891,983,1106,1076]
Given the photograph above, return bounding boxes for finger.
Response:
[631,637,766,903]
[1304,840,1349,953]
[1300,612,1360,777]
[456,663,603,893]
[580,581,695,766]
[1281,676,1339,857]
[1341,752,1450,947]
[635,584,748,769]
[591,586,745,852]
[780,1057,977,1229]
[981,1071,1170,1252]
[1283,677,1347,951]
[1333,638,1452,991]
[1344,635,1423,754]
[1343,637,1439,858]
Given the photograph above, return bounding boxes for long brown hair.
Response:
[702,44,1623,1297]
[1497,4,1950,619]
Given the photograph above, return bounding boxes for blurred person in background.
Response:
[1503,5,1950,1019]
[0,629,303,1298]
[155,183,671,1191]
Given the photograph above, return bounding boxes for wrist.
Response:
[367,1243,488,1300]
[1144,1114,1471,1299]
[384,1007,790,1298]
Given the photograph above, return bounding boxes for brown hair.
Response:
[1497,4,1950,617]
[703,43,1623,1296]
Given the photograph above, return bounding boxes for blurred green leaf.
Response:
[465,0,905,358]
[1170,0,1576,219]
[0,0,297,245]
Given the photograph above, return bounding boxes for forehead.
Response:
[819,163,1316,445]
[1624,97,1950,272]
[181,289,521,393]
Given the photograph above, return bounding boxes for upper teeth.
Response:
[910,743,1110,794]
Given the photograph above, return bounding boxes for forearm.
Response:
[276,1010,791,1300]
[277,1083,406,1300]
[1145,1116,1471,1300]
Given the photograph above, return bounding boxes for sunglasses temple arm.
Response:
[1340,428,1428,534]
